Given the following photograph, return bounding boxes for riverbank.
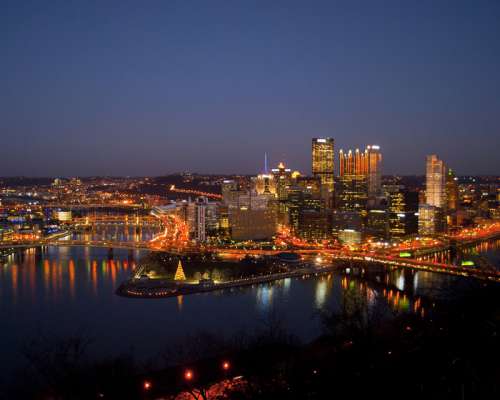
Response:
[116,263,342,298]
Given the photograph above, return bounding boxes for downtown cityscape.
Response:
[1,1,500,399]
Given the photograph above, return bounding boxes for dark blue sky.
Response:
[2,0,499,177]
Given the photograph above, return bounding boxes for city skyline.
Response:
[2,1,500,176]
[1,2,499,398]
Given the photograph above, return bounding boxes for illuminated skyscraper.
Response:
[337,148,368,212]
[425,154,446,208]
[366,145,382,198]
[446,168,459,211]
[271,162,292,201]
[419,154,447,235]
[445,168,459,228]
[312,138,335,206]
[253,174,276,196]
[253,153,278,196]
[386,186,419,237]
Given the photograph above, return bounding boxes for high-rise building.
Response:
[271,162,292,201]
[286,185,324,237]
[312,138,335,206]
[225,170,278,241]
[425,155,446,208]
[297,209,332,241]
[419,155,447,235]
[366,145,382,198]
[253,173,277,196]
[230,207,276,241]
[445,168,459,228]
[365,209,389,239]
[418,204,445,236]
[337,149,368,212]
[339,145,382,199]
[386,186,419,237]
[271,162,293,225]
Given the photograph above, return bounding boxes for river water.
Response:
[0,225,498,378]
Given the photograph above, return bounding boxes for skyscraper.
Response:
[337,148,368,212]
[419,154,447,235]
[366,145,382,198]
[425,154,446,208]
[386,186,419,237]
[312,138,335,207]
[445,168,459,229]
[271,162,292,201]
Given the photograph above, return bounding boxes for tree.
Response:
[174,260,186,281]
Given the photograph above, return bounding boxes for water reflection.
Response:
[0,250,137,301]
[0,225,497,378]
[70,226,161,243]
[417,238,500,268]
[315,275,333,309]
[256,285,273,311]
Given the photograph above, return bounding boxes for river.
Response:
[0,225,498,379]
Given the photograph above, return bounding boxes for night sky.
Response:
[2,0,500,177]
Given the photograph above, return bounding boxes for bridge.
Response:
[0,239,155,252]
[168,185,222,200]
[69,215,162,227]
[42,203,145,210]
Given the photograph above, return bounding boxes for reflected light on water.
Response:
[396,272,405,291]
[414,272,419,292]
[283,278,291,294]
[256,285,273,311]
[0,252,138,300]
[315,280,327,308]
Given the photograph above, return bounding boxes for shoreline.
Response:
[116,263,342,298]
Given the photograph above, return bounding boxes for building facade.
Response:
[312,138,335,207]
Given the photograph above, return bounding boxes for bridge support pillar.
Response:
[128,249,134,261]
[107,248,114,259]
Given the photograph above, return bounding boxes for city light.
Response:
[184,369,194,381]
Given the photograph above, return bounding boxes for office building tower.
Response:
[312,138,335,207]
[228,191,277,241]
[366,145,382,198]
[445,168,459,228]
[271,162,293,225]
[271,162,292,201]
[297,209,332,241]
[418,204,445,235]
[419,155,447,235]
[365,209,389,239]
[386,186,419,237]
[253,173,277,196]
[337,149,368,212]
[286,185,324,237]
[445,169,459,211]
[425,155,446,208]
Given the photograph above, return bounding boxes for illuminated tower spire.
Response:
[264,152,269,174]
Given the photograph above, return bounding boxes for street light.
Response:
[222,361,230,371]
[184,369,194,381]
[143,380,152,391]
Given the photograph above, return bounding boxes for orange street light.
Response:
[143,380,152,390]
[222,361,230,371]
[184,369,194,381]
